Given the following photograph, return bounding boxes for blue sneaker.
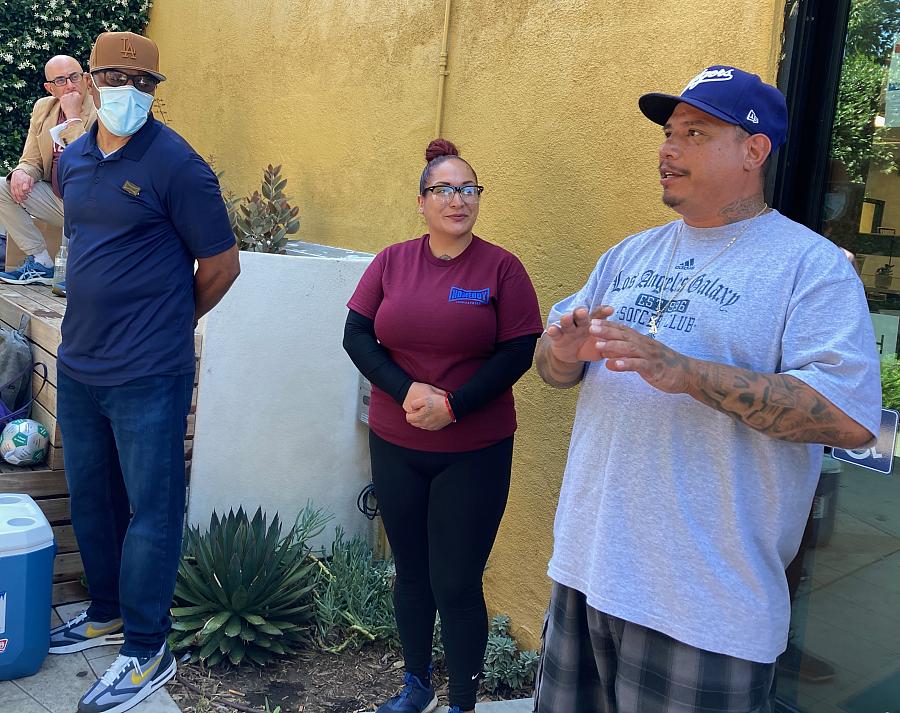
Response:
[0,255,54,285]
[49,610,124,654]
[77,643,176,713]
[376,671,438,713]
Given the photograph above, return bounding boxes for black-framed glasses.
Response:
[47,72,84,87]
[92,69,159,93]
[423,184,484,203]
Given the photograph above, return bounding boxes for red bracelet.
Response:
[444,394,456,423]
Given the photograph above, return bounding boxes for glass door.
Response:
[775,2,900,711]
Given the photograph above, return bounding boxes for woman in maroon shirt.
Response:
[344,139,543,713]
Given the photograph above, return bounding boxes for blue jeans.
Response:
[57,371,193,657]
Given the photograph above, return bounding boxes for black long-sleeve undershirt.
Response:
[343,309,414,405]
[342,309,538,420]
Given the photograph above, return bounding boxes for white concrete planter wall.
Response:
[188,246,375,551]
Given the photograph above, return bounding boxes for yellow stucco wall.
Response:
[147,0,785,648]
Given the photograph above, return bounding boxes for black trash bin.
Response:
[809,454,841,548]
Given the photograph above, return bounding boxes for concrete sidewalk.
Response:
[1,602,179,713]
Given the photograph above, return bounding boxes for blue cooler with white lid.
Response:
[0,493,55,680]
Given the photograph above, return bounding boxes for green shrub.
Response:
[313,526,398,652]
[230,164,300,254]
[169,507,321,667]
[433,613,539,694]
[482,615,540,694]
[881,356,900,410]
[0,1,152,173]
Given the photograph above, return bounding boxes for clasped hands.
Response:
[403,381,453,431]
[9,169,34,204]
[544,305,691,394]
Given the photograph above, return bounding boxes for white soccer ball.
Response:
[0,419,49,466]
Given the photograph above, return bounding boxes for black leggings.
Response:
[370,431,513,711]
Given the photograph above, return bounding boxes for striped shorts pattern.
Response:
[533,582,775,713]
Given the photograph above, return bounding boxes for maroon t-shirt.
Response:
[50,110,67,199]
[348,235,543,452]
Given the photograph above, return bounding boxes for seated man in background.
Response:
[0,54,96,284]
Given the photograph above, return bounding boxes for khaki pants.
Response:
[0,178,63,258]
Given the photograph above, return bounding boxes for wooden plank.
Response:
[31,400,61,448]
[0,461,38,474]
[34,376,57,416]
[16,286,68,317]
[35,288,68,311]
[53,551,83,583]
[34,351,57,389]
[25,439,189,473]
[52,524,77,554]
[0,468,66,497]
[47,445,64,471]
[0,290,62,355]
[36,496,69,524]
[52,579,88,606]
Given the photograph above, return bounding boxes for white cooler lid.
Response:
[0,493,54,553]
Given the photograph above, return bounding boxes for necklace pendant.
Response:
[649,319,658,337]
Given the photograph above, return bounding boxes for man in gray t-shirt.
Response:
[533,66,881,713]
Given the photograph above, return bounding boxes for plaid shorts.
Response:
[533,582,775,713]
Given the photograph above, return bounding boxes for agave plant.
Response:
[169,507,319,666]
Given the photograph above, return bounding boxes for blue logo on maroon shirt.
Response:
[448,286,490,305]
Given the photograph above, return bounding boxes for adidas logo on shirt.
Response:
[675,258,695,270]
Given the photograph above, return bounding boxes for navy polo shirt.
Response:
[58,117,234,385]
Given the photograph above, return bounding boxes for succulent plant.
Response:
[169,507,318,666]
[230,164,300,254]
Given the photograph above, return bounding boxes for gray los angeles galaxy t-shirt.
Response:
[547,209,881,663]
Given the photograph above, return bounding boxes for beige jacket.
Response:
[11,93,98,182]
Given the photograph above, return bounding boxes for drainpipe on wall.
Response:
[434,0,452,138]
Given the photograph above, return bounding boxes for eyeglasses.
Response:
[422,185,484,203]
[93,69,159,93]
[47,72,84,87]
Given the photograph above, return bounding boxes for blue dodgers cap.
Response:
[639,66,788,150]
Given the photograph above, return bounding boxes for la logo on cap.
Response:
[746,109,760,124]
[684,67,734,92]
[120,37,136,58]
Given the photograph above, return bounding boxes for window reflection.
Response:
[776,3,900,711]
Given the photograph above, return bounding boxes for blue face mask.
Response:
[96,85,154,137]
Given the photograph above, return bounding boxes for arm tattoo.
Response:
[535,337,585,389]
[685,360,868,447]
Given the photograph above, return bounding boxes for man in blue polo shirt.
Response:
[49,32,240,713]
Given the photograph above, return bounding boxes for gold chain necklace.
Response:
[648,204,768,338]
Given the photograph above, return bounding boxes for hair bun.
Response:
[425,138,460,163]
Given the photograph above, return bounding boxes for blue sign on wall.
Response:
[832,409,898,476]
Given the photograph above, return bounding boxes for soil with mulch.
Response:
[169,643,532,713]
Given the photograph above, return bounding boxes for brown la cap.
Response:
[89,31,166,81]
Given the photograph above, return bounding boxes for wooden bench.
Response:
[0,284,200,604]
